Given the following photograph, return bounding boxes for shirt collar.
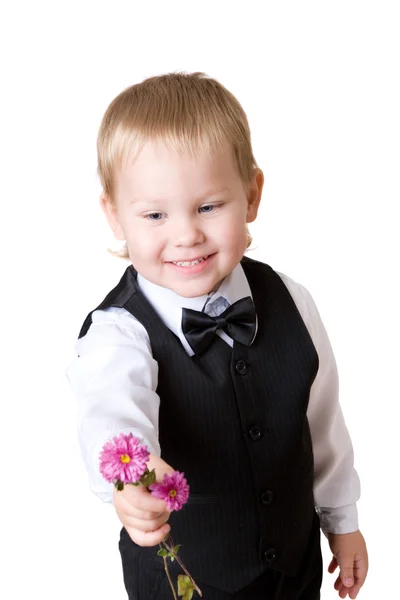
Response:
[137,262,253,356]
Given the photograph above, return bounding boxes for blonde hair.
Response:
[97,71,258,259]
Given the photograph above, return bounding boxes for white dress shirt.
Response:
[66,262,360,535]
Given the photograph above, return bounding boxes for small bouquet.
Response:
[99,432,202,599]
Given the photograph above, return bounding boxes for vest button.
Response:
[261,490,274,505]
[235,360,248,375]
[264,548,277,565]
[249,425,263,441]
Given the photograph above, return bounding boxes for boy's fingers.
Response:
[117,488,168,518]
[334,574,362,598]
[334,575,348,597]
[349,584,362,599]
[119,500,168,523]
[135,494,167,513]
[338,581,362,599]
[121,504,168,521]
[133,508,168,521]
[338,555,355,587]
[127,513,170,533]
[347,560,368,599]
[126,523,171,547]
[328,556,338,573]
[119,484,167,512]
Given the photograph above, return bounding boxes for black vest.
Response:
[79,257,320,593]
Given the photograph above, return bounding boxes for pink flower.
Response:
[99,433,150,484]
[149,471,190,511]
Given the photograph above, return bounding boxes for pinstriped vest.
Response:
[79,256,321,593]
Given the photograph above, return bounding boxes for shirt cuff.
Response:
[316,503,359,535]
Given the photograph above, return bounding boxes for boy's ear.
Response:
[100,193,125,241]
[246,168,264,223]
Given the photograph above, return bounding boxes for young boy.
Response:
[67,72,368,599]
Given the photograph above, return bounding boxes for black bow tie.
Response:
[181,296,257,355]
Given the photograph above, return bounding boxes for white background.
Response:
[1,1,399,599]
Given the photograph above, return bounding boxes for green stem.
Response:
[162,538,202,597]
[160,544,178,600]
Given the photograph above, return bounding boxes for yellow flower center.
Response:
[120,454,131,464]
[169,489,177,498]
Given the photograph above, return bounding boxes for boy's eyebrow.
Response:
[129,188,229,204]
[197,187,229,200]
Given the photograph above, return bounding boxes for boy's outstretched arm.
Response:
[66,307,161,504]
[327,530,368,599]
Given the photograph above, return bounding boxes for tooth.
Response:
[172,256,208,266]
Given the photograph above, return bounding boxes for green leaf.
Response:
[173,544,181,555]
[157,548,168,557]
[177,575,195,600]
[140,468,156,487]
[115,480,124,491]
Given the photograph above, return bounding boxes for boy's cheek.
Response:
[219,224,248,249]
[126,230,159,253]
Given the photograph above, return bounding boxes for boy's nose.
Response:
[173,219,205,246]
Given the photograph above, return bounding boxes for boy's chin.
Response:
[169,278,224,298]
[170,285,212,299]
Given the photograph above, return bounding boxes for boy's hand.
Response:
[113,454,174,547]
[327,530,368,598]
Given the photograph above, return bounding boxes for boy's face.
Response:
[102,140,263,298]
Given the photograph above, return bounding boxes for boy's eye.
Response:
[146,212,165,221]
[199,204,215,213]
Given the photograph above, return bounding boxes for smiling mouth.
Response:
[170,255,210,267]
